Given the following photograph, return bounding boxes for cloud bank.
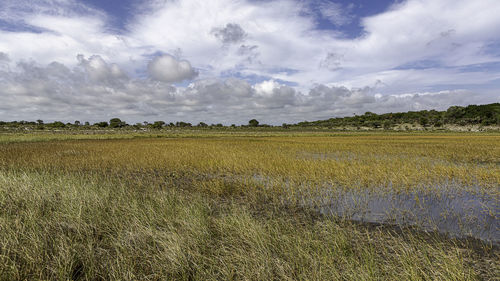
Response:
[1,55,496,124]
[0,0,499,123]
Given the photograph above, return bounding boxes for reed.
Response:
[0,131,498,280]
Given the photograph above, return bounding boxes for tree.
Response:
[175,121,191,127]
[369,121,381,128]
[382,120,393,130]
[51,121,66,128]
[197,122,208,127]
[95,121,108,128]
[74,120,81,126]
[36,119,44,125]
[419,117,429,127]
[248,119,259,127]
[364,112,377,118]
[109,118,126,128]
[152,121,165,129]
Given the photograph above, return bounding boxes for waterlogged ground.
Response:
[239,174,499,243]
[290,151,498,242]
[0,132,498,242]
[319,186,499,243]
[0,131,499,279]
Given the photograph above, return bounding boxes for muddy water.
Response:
[313,187,499,243]
[246,175,499,244]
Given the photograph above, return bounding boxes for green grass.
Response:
[0,131,498,280]
[1,170,497,280]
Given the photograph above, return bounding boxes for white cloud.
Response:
[351,0,500,69]
[147,54,198,83]
[0,52,10,62]
[0,0,499,123]
[0,0,139,68]
[315,1,353,27]
[77,54,128,83]
[0,55,497,124]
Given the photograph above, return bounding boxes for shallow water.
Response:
[313,187,499,243]
[245,175,499,244]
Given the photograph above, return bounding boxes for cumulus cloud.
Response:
[1,55,498,124]
[1,0,500,123]
[147,54,198,83]
[3,0,499,88]
[77,54,128,83]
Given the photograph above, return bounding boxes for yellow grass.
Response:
[0,131,498,280]
[1,133,498,193]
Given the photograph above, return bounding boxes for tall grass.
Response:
[1,170,496,280]
[0,132,498,280]
[1,134,498,192]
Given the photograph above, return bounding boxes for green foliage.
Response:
[95,121,108,128]
[248,119,259,127]
[382,120,393,129]
[152,121,166,129]
[292,103,500,128]
[176,121,192,127]
[109,118,127,128]
[419,116,429,127]
[48,121,65,128]
[0,103,498,131]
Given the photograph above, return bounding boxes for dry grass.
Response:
[0,131,498,280]
[1,133,498,192]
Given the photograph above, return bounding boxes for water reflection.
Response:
[246,175,499,244]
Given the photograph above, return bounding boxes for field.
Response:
[0,131,498,280]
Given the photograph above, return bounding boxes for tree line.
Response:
[0,103,498,130]
[288,103,500,128]
[0,117,265,130]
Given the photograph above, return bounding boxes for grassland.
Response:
[0,131,498,280]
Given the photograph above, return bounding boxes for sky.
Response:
[0,0,499,125]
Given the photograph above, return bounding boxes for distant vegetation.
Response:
[0,103,498,131]
[291,103,500,129]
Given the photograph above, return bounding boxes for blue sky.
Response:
[81,0,397,37]
[81,0,137,32]
[0,0,499,124]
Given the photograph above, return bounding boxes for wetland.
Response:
[0,131,498,280]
